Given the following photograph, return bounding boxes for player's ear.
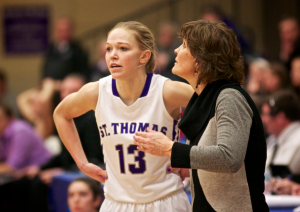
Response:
[139,50,151,65]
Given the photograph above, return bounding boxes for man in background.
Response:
[42,17,89,81]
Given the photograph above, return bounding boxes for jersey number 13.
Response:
[115,144,146,174]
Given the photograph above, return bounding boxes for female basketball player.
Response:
[54,21,192,212]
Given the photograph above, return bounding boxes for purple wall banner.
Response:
[3,6,49,54]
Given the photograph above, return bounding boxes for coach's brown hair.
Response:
[109,21,156,73]
[179,20,245,86]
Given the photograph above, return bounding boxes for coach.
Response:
[134,20,269,212]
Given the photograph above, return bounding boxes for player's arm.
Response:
[53,82,107,182]
[163,80,194,119]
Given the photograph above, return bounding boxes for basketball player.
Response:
[54,21,193,211]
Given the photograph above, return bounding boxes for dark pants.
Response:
[0,176,49,212]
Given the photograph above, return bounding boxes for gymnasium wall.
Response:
[0,0,265,95]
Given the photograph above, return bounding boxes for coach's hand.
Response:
[133,128,174,157]
[80,163,108,183]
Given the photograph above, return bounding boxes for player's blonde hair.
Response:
[108,21,156,73]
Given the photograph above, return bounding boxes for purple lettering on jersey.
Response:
[116,144,125,174]
[99,126,105,138]
[111,123,119,134]
[130,123,137,134]
[102,124,109,136]
[161,127,167,135]
[121,123,128,134]
[152,124,158,131]
[128,145,146,174]
[138,122,149,132]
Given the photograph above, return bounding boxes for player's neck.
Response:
[116,71,148,106]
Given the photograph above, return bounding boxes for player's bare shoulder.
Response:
[77,81,99,109]
[163,79,194,108]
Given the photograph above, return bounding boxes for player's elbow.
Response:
[53,102,66,123]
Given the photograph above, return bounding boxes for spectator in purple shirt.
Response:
[0,103,52,175]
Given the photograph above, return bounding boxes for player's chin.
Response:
[110,71,123,79]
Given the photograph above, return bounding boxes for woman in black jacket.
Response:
[134,20,269,212]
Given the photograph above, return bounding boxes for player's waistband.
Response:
[104,188,184,204]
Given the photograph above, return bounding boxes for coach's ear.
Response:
[139,50,151,65]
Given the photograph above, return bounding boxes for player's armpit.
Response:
[163,80,194,116]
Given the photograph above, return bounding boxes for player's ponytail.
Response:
[108,21,156,73]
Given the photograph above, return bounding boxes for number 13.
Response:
[115,144,146,174]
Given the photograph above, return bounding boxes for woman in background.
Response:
[68,177,103,212]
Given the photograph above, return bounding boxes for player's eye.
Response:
[106,47,111,52]
[121,47,128,51]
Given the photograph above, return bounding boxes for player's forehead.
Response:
[107,27,138,46]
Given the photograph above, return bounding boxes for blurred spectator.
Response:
[17,78,61,155]
[155,22,186,83]
[279,17,300,71]
[201,5,253,60]
[261,90,300,179]
[0,103,52,175]
[290,56,300,96]
[0,69,18,117]
[42,17,89,81]
[246,58,270,95]
[261,62,289,94]
[10,74,103,212]
[68,177,103,212]
[271,178,300,195]
[90,40,110,82]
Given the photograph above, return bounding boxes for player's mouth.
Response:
[110,63,122,70]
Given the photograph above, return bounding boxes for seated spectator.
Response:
[278,17,300,71]
[17,78,61,155]
[246,58,270,95]
[90,40,110,82]
[290,56,300,96]
[9,74,103,212]
[201,5,253,59]
[0,69,18,117]
[260,90,300,179]
[68,177,103,212]
[0,103,52,175]
[271,178,300,195]
[42,17,89,81]
[261,62,289,94]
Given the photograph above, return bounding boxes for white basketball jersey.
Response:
[95,74,183,203]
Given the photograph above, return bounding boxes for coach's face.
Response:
[173,39,197,83]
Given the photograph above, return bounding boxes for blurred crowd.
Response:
[1,4,300,212]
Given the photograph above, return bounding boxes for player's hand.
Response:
[80,163,108,183]
[167,167,190,181]
[133,128,174,157]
